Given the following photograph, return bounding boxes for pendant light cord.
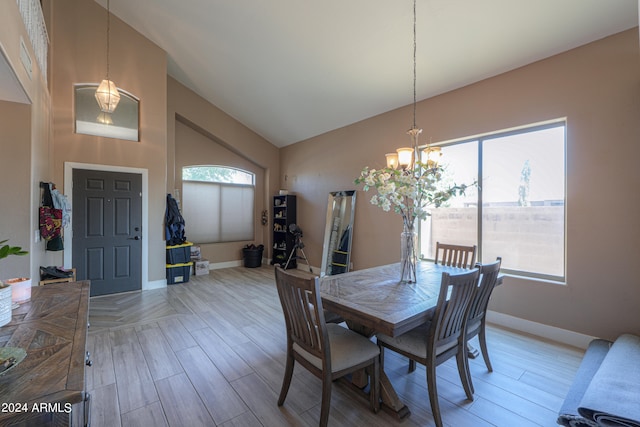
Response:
[106,0,110,80]
[412,0,417,130]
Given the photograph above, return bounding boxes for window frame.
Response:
[182,165,255,185]
[181,165,256,244]
[420,120,567,282]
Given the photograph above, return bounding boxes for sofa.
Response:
[557,333,640,427]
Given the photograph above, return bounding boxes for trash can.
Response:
[243,244,264,268]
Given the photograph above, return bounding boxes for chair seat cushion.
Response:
[377,322,457,359]
[293,323,379,373]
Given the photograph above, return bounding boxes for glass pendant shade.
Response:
[396,147,414,169]
[95,79,120,113]
[386,153,399,169]
[96,111,113,125]
[423,146,442,168]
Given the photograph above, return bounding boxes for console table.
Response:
[0,281,91,426]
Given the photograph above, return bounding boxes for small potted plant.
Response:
[0,240,28,327]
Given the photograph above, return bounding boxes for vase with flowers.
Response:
[355,154,471,283]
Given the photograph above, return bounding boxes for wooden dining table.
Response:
[319,261,480,419]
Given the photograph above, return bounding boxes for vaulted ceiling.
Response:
[100,0,639,147]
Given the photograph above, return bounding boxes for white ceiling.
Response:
[100,0,638,147]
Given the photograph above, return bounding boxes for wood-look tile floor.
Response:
[87,266,583,427]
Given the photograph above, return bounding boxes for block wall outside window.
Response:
[420,121,566,281]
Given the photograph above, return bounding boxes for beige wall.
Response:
[0,1,52,282]
[1,1,279,286]
[49,0,168,283]
[167,77,280,262]
[2,0,638,340]
[281,28,640,340]
[174,119,267,263]
[0,101,31,280]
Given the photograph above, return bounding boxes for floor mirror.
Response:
[320,190,356,277]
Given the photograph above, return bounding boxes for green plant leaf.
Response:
[0,240,28,260]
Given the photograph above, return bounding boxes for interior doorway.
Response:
[64,163,149,296]
[72,169,142,296]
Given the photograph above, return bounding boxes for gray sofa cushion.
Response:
[577,334,640,427]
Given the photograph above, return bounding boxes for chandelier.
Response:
[385,0,441,171]
[95,0,120,114]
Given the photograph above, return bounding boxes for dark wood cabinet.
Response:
[271,194,297,269]
[0,281,91,426]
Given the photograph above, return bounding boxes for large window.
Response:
[182,166,255,243]
[420,121,566,281]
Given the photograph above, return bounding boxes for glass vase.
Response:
[400,223,418,283]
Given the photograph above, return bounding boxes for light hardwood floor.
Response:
[87,266,583,427]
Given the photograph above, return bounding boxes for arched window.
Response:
[181,166,255,243]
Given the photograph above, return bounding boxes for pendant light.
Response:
[95,0,120,113]
[386,0,441,170]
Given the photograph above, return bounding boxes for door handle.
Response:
[128,236,141,240]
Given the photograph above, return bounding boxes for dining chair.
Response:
[274,266,380,427]
[464,257,502,391]
[376,268,480,427]
[434,242,477,268]
[407,242,475,377]
[409,257,502,377]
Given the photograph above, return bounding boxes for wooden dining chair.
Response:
[463,257,502,392]
[405,241,476,374]
[274,266,380,427]
[376,268,480,427]
[434,242,477,268]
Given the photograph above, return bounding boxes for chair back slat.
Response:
[430,269,480,357]
[275,267,328,361]
[435,242,477,269]
[467,258,502,325]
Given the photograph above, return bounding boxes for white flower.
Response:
[378,182,395,196]
[378,172,391,184]
[355,163,469,225]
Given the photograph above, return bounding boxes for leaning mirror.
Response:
[74,83,139,141]
[320,190,356,277]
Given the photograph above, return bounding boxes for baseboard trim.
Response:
[143,279,167,291]
[487,310,596,349]
[209,260,243,270]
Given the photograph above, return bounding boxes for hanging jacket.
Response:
[51,187,71,228]
[165,193,187,246]
[40,183,64,251]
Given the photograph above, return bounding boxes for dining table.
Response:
[319,261,499,419]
